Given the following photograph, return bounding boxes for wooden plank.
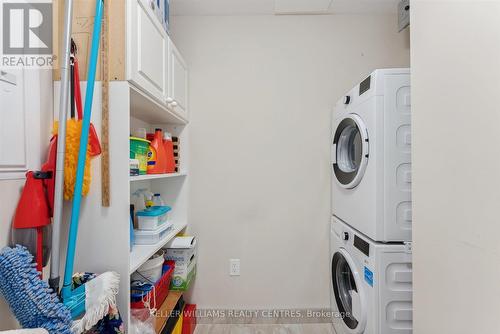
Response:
[109,0,126,80]
[101,0,110,206]
[53,0,125,81]
[154,291,183,333]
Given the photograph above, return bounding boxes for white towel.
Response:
[71,271,120,334]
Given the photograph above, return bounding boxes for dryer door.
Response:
[331,248,367,333]
[332,114,369,189]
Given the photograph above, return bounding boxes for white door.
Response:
[128,0,167,102]
[0,70,25,178]
[167,39,188,118]
[332,114,369,189]
[331,249,367,333]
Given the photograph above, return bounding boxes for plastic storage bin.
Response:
[131,262,174,309]
[137,206,171,230]
[134,221,173,245]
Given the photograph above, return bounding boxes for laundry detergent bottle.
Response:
[163,131,176,173]
[147,129,167,174]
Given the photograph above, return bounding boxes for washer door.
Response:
[331,249,367,333]
[332,114,369,189]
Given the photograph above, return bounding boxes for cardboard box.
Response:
[165,237,197,291]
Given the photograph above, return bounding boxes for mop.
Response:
[0,246,72,333]
[61,1,120,333]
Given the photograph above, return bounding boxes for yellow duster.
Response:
[53,120,92,200]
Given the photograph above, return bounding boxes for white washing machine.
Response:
[331,68,412,242]
[330,217,413,334]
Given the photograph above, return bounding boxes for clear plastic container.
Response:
[136,206,171,230]
[134,221,173,245]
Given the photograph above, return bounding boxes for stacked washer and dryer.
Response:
[330,69,413,334]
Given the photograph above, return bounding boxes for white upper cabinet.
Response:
[167,40,188,118]
[128,0,167,103]
[128,0,188,120]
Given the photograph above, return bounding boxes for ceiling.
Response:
[170,0,399,16]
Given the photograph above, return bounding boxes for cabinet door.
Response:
[167,39,188,118]
[128,0,167,102]
[0,70,25,179]
[0,70,45,180]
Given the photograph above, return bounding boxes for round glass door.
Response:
[332,114,369,189]
[331,251,365,332]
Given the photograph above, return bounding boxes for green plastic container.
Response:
[130,137,150,175]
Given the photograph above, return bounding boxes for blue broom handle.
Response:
[62,0,104,299]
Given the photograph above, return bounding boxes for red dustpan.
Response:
[12,171,52,275]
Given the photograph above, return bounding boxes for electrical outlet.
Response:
[229,259,240,276]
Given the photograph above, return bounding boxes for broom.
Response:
[60,1,120,333]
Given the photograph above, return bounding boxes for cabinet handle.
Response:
[170,101,178,107]
[166,97,174,104]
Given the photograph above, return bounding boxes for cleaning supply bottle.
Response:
[143,190,155,209]
[131,189,154,212]
[163,132,176,173]
[153,193,166,207]
[147,144,157,173]
[147,129,167,174]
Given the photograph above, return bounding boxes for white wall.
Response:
[0,69,53,330]
[172,14,409,309]
[411,1,500,333]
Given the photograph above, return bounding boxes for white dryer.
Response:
[330,217,413,334]
[331,68,412,242]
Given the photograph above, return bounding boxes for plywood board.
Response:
[154,291,183,333]
[53,0,125,81]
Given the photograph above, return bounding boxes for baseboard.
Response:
[196,309,333,324]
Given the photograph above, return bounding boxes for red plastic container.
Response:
[131,262,174,309]
[182,304,197,334]
[147,129,168,174]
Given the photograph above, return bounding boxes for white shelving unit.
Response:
[130,172,187,182]
[130,85,188,125]
[53,1,189,331]
[130,220,188,273]
[54,81,189,331]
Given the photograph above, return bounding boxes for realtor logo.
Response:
[1,1,54,68]
[3,1,52,55]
